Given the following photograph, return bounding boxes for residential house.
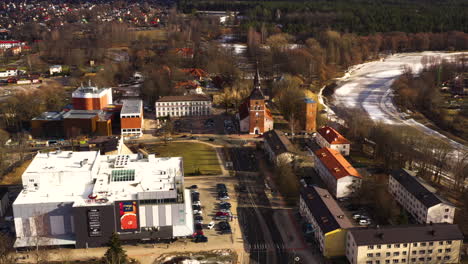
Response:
[346,224,463,264]
[49,65,62,75]
[263,130,296,164]
[299,185,353,257]
[389,169,456,224]
[0,68,18,78]
[316,126,350,156]
[312,148,361,198]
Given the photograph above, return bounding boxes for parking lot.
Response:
[183,176,244,248]
[338,199,375,227]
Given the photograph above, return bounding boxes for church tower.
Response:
[248,65,266,134]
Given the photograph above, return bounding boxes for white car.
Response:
[193,210,203,215]
[207,221,215,229]
[219,196,230,200]
[359,219,371,226]
[192,201,201,206]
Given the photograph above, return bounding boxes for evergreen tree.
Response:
[103,233,128,264]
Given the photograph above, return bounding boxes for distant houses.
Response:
[316,126,350,156]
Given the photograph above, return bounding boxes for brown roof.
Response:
[314,148,361,179]
[264,130,295,156]
[156,94,210,102]
[350,224,463,246]
[317,126,350,145]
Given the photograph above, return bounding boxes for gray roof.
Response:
[32,111,65,121]
[264,130,295,156]
[300,185,353,234]
[121,99,142,115]
[391,169,448,208]
[63,110,101,119]
[349,224,463,246]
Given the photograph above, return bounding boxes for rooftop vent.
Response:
[326,129,330,134]
[337,215,344,219]
[334,168,340,172]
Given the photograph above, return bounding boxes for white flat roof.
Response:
[14,151,184,207]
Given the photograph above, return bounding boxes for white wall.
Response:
[337,176,361,198]
[427,203,455,224]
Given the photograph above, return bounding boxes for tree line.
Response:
[392,55,468,141]
[179,0,468,35]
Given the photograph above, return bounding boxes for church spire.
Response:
[254,61,261,90]
[250,61,265,100]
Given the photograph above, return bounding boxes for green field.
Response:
[145,142,222,176]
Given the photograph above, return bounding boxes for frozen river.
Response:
[331,51,467,152]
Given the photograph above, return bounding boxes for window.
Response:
[376,253,381,257]
[429,242,433,246]
[418,258,424,261]
[427,257,432,261]
[419,250,425,254]
[368,246,374,250]
[393,260,399,263]
[385,261,390,264]
[444,256,451,260]
[111,169,136,182]
[439,242,444,245]
[393,252,399,257]
[445,208,450,212]
[445,249,451,253]
[411,259,416,263]
[447,241,452,245]
[387,245,391,249]
[367,253,373,257]
[366,262,372,264]
[428,250,432,254]
[412,251,416,255]
[377,245,381,249]
[376,261,380,264]
[403,243,408,247]
[437,257,442,260]
[395,244,400,248]
[438,249,443,253]
[401,260,406,263]
[386,253,391,257]
[413,243,418,247]
[421,242,426,246]
[444,215,449,219]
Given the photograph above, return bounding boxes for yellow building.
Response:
[299,185,354,258]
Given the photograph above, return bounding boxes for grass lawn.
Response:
[0,160,31,184]
[133,29,167,41]
[145,142,222,176]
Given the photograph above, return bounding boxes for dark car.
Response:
[208,138,215,141]
[216,183,227,190]
[194,235,208,243]
[218,192,228,198]
[195,223,203,231]
[192,205,201,211]
[218,221,232,233]
[189,185,198,189]
[194,215,203,221]
[220,203,231,210]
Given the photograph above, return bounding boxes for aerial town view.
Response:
[0,0,467,263]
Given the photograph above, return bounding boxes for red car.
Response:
[193,230,204,237]
[215,212,229,217]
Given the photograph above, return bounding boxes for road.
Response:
[232,147,324,264]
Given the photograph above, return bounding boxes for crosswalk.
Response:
[247,243,286,251]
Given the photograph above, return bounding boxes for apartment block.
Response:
[346,224,463,264]
[155,95,212,118]
[299,185,353,257]
[389,169,455,224]
[120,99,143,137]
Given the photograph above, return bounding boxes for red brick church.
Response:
[238,67,274,135]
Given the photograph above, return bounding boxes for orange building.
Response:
[72,85,113,110]
[120,99,143,137]
[301,97,318,133]
[238,68,274,135]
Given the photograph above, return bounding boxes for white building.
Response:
[0,40,24,49]
[312,147,361,198]
[389,169,456,224]
[346,224,463,264]
[12,150,194,248]
[299,185,353,257]
[316,126,350,156]
[155,95,212,118]
[0,68,18,78]
[263,129,295,164]
[49,65,62,75]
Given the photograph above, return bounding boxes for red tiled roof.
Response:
[175,81,197,89]
[0,40,21,44]
[314,147,361,179]
[317,126,350,145]
[182,68,208,78]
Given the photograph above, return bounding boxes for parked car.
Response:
[219,221,232,234]
[219,195,230,200]
[216,212,229,217]
[219,203,231,210]
[192,201,201,206]
[215,215,228,220]
[194,215,203,221]
[194,235,208,243]
[219,209,231,213]
[189,185,198,189]
[193,210,202,215]
[195,223,203,231]
[359,219,371,226]
[207,221,215,229]
[193,205,201,211]
[216,184,227,191]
